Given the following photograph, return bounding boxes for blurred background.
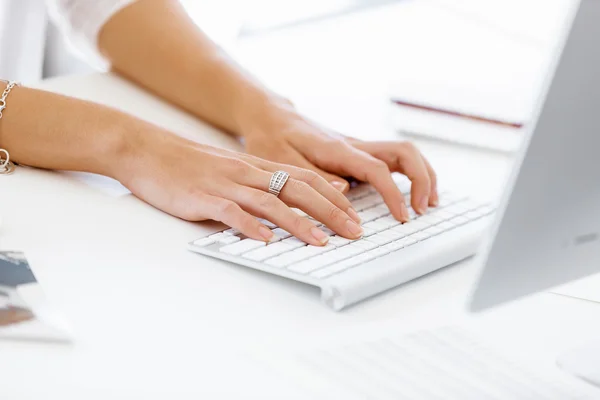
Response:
[0,0,571,81]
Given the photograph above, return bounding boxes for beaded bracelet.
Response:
[0,81,18,175]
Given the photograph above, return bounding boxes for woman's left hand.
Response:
[243,109,438,223]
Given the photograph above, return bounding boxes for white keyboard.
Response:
[265,326,600,399]
[188,176,494,310]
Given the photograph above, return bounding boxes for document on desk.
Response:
[389,81,534,153]
[0,251,71,343]
[251,324,600,399]
[552,274,600,305]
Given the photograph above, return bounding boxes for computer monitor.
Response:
[468,0,599,385]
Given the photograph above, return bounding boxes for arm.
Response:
[97,0,438,217]
[0,84,360,244]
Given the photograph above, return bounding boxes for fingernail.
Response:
[347,207,361,223]
[346,219,364,237]
[330,180,349,192]
[401,203,410,222]
[431,197,439,207]
[420,197,429,214]
[310,227,330,244]
[259,226,274,242]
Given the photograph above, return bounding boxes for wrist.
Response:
[234,90,300,139]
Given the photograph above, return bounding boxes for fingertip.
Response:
[258,225,275,242]
[330,180,350,193]
[310,227,330,246]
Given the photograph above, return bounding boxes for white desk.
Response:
[2,2,600,398]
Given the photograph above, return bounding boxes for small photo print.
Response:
[0,251,37,328]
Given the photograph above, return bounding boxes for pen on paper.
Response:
[391,98,524,129]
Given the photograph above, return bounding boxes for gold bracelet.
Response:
[0,81,19,175]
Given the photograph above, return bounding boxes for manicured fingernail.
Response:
[311,227,330,244]
[420,197,429,214]
[347,207,361,223]
[259,226,274,242]
[330,180,349,192]
[431,197,439,207]
[346,219,364,237]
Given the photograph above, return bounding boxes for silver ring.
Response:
[268,170,290,197]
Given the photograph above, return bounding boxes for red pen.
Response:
[391,98,524,129]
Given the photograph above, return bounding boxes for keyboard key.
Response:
[377,229,404,240]
[310,258,361,278]
[328,235,353,247]
[364,246,392,259]
[422,226,444,237]
[427,209,455,221]
[326,244,365,262]
[438,194,467,208]
[209,233,227,241]
[218,235,241,245]
[436,221,456,232]
[374,216,400,228]
[350,240,378,250]
[362,221,388,233]
[271,228,292,240]
[289,255,336,274]
[351,194,384,211]
[346,184,372,200]
[223,228,240,236]
[269,245,336,268]
[192,237,216,247]
[311,251,378,279]
[281,237,308,249]
[361,227,377,237]
[357,210,379,223]
[365,232,396,246]
[257,218,277,229]
[320,227,336,236]
[449,215,470,226]
[368,205,391,218]
[409,231,432,242]
[417,214,444,225]
[219,239,266,255]
[243,242,294,262]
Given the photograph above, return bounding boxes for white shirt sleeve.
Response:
[45,0,138,67]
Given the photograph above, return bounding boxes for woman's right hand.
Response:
[115,129,363,246]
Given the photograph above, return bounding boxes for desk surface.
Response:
[2,2,599,398]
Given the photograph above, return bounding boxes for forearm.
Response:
[0,85,137,178]
[98,0,291,137]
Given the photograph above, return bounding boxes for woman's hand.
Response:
[116,128,363,246]
[242,107,438,223]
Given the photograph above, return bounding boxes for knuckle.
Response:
[298,169,320,186]
[217,200,240,218]
[227,158,250,176]
[326,205,344,222]
[371,160,390,173]
[291,216,306,233]
[258,192,278,209]
[401,141,419,153]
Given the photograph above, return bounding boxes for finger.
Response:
[196,194,275,242]
[420,155,438,207]
[393,143,432,214]
[261,147,350,193]
[227,185,332,246]
[286,154,350,193]
[255,160,360,223]
[239,168,363,239]
[328,145,409,222]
